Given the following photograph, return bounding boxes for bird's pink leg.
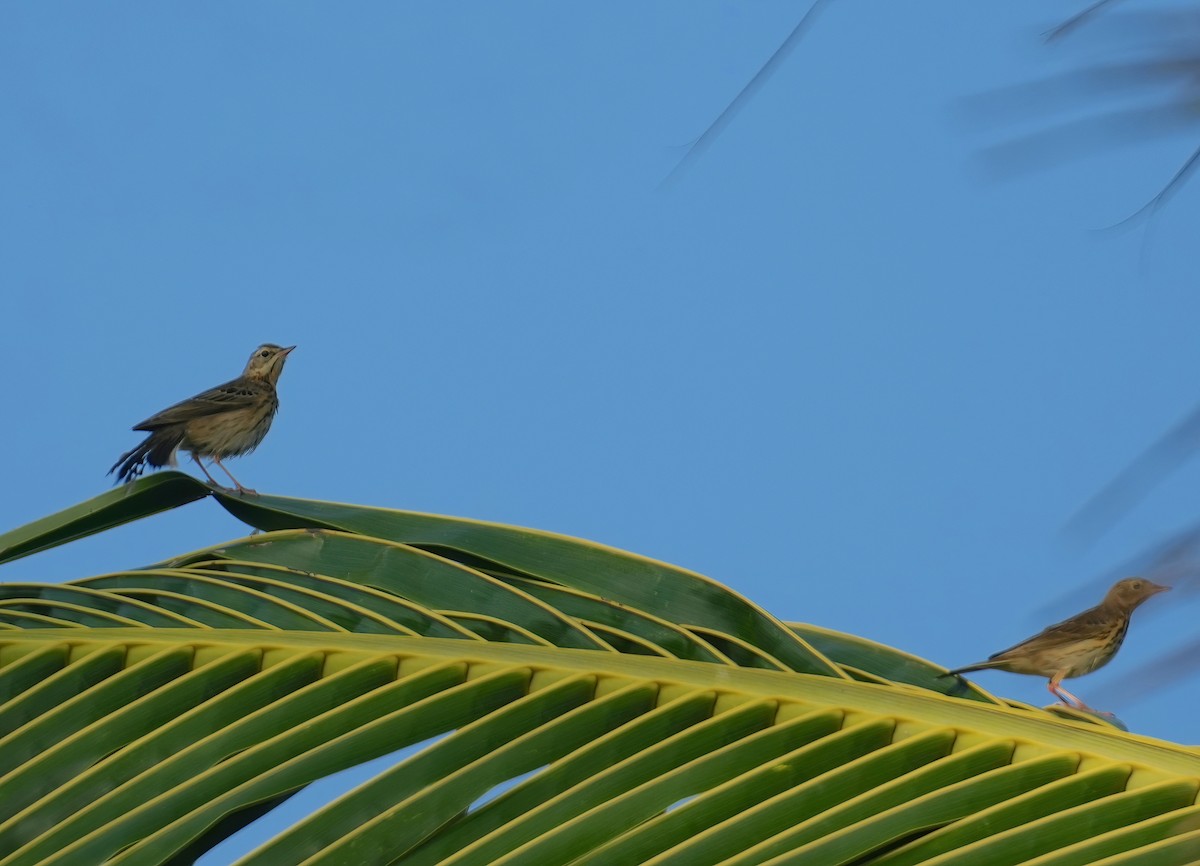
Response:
[1049,676,1111,716]
[1048,678,1083,708]
[212,456,255,495]
[191,454,223,488]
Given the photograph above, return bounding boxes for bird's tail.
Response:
[940,660,1006,679]
[109,429,184,484]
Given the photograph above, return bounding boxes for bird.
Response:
[109,343,295,494]
[944,577,1169,712]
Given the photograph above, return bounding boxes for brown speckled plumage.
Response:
[945,577,1168,713]
[110,343,295,494]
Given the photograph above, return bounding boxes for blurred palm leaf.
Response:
[977,4,1200,226]
[3,477,1200,864]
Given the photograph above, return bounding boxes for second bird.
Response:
[110,343,295,494]
[945,577,1168,713]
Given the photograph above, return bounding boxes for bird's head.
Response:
[243,344,296,384]
[1103,576,1170,611]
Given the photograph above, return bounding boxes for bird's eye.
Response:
[260,350,270,358]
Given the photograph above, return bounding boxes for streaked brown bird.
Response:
[945,577,1169,712]
[110,343,295,494]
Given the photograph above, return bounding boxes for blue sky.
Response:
[5,1,1200,853]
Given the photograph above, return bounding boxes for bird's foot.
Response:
[196,475,255,496]
[1050,697,1114,719]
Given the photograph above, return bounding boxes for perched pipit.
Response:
[945,577,1168,712]
[109,343,295,494]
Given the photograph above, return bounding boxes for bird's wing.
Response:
[989,604,1110,660]
[134,379,263,429]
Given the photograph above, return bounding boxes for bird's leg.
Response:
[212,456,256,495]
[1049,676,1112,716]
[1047,678,1082,708]
[191,454,224,489]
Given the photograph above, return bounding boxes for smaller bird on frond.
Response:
[943,577,1168,714]
[109,343,295,495]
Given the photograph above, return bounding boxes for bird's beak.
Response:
[281,345,296,355]
[1149,581,1171,596]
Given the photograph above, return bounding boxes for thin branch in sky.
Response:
[658,0,830,190]
[1045,0,1130,42]
[1103,141,1200,230]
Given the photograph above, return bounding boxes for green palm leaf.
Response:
[2,478,1198,864]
